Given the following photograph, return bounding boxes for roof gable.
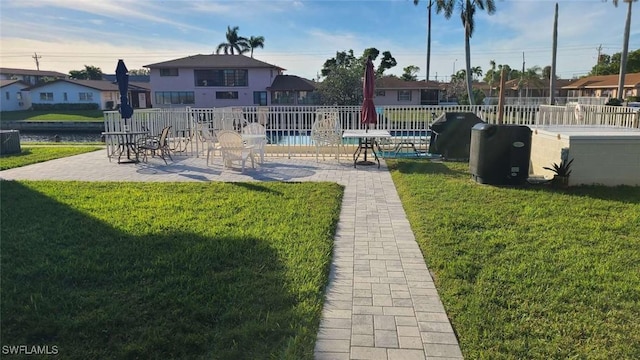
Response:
[27,79,120,91]
[0,79,30,89]
[268,75,316,91]
[0,67,67,78]
[563,72,640,89]
[144,54,284,70]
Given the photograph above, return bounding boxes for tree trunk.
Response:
[426,1,432,81]
[617,0,633,100]
[550,2,558,105]
[465,33,474,105]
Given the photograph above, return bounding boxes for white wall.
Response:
[0,83,31,111]
[30,82,104,109]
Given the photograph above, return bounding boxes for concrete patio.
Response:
[0,150,463,360]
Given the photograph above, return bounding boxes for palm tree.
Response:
[436,0,497,105]
[246,36,265,58]
[488,60,496,97]
[609,0,637,101]
[413,0,435,81]
[216,26,248,55]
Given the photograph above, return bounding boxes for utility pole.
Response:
[595,44,603,75]
[550,3,558,105]
[32,52,42,70]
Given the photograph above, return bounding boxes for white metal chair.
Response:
[242,123,267,164]
[310,108,343,162]
[199,124,220,165]
[216,130,255,172]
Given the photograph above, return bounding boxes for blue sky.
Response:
[0,0,638,82]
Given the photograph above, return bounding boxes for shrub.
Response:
[605,98,622,106]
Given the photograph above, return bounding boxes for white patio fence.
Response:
[103,104,639,159]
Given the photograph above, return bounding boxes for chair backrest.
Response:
[158,126,171,146]
[257,106,269,125]
[242,123,266,136]
[311,109,342,144]
[216,130,244,159]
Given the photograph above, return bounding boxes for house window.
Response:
[376,90,386,96]
[154,91,195,105]
[398,90,412,101]
[63,92,68,101]
[253,91,267,106]
[16,92,22,100]
[194,69,248,87]
[215,91,239,100]
[297,91,315,105]
[160,68,179,76]
[272,91,295,104]
[79,92,93,101]
[39,92,53,101]
[4,91,9,100]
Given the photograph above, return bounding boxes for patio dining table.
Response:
[102,130,149,164]
[342,129,391,168]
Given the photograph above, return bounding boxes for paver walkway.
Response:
[0,150,462,360]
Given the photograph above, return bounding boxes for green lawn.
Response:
[0,110,104,121]
[0,146,103,170]
[388,159,640,359]
[1,181,343,359]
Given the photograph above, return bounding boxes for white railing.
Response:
[103,104,639,159]
[538,104,639,128]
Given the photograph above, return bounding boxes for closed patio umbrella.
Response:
[358,57,378,165]
[361,56,377,131]
[116,59,134,128]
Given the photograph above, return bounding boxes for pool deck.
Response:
[0,150,462,360]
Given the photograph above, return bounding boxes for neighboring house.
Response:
[0,79,31,111]
[144,54,284,108]
[267,75,318,105]
[0,67,67,86]
[375,77,441,105]
[25,79,151,110]
[102,74,150,83]
[563,73,640,99]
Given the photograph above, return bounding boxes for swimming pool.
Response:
[267,130,431,146]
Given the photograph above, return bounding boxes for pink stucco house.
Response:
[145,54,320,108]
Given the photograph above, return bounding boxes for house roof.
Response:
[144,54,284,70]
[103,74,150,83]
[563,72,640,89]
[129,82,151,91]
[26,79,132,91]
[0,79,30,89]
[375,76,440,90]
[0,67,67,78]
[267,75,316,91]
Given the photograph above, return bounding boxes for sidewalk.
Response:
[0,151,462,359]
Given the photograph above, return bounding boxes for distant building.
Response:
[267,75,318,105]
[563,73,640,100]
[145,54,287,108]
[0,67,67,86]
[25,79,151,110]
[375,77,441,105]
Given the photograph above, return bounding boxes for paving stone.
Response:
[375,329,399,348]
[314,339,350,353]
[350,346,387,360]
[398,336,424,350]
[387,348,426,360]
[420,331,459,345]
[352,334,375,347]
[424,344,463,358]
[373,315,396,330]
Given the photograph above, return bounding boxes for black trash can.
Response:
[429,112,484,160]
[469,124,532,185]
